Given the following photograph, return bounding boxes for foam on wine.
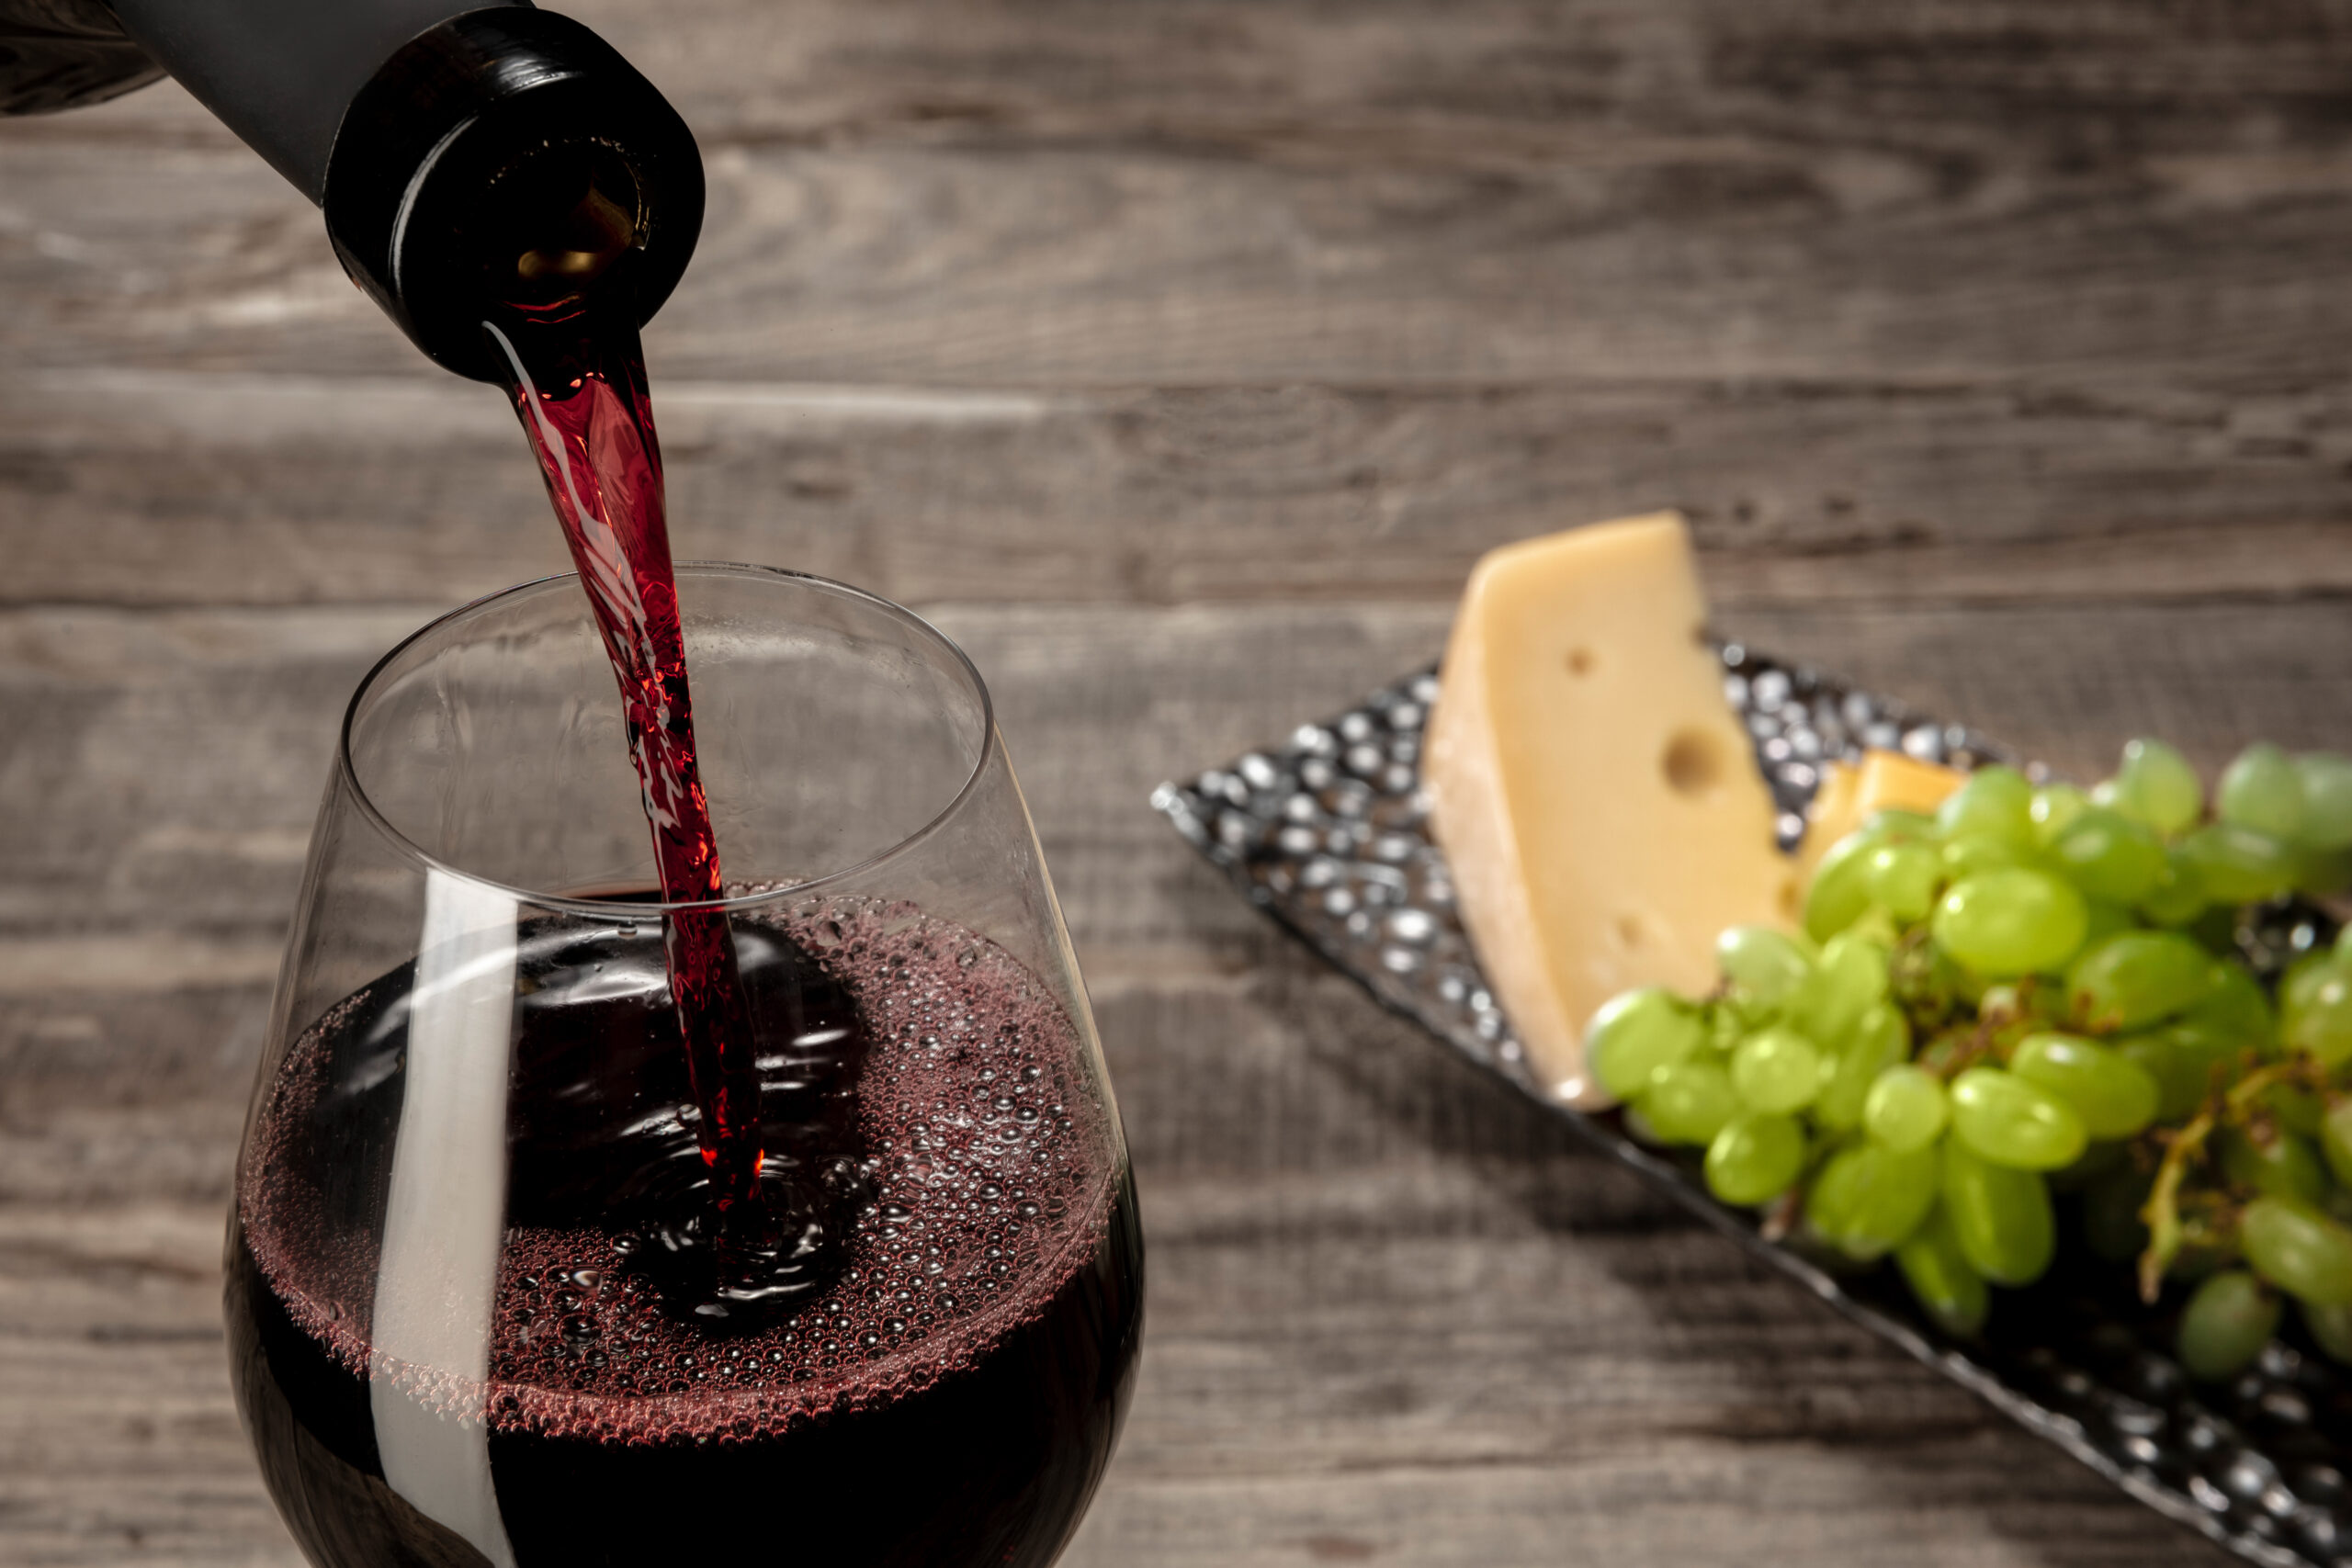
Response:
[237,901,1119,1446]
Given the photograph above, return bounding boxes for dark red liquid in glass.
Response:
[227,906,1143,1567]
[483,301,766,1235]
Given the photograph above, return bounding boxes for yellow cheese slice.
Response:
[1798,750,1966,878]
[1424,513,1795,1106]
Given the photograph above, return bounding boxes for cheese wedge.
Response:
[1798,750,1966,878]
[1424,513,1794,1106]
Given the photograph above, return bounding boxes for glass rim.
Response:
[335,562,999,918]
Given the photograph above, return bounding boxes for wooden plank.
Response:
[12,597,2345,1565]
[11,1,2352,614]
[6,368,2350,609]
[14,114,2352,389]
[12,1,2352,390]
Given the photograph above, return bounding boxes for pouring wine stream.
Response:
[482,285,783,1316]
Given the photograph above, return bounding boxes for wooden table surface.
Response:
[7,3,2352,1563]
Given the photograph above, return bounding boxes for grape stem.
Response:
[2135,1055,2324,1302]
[2139,1112,2213,1303]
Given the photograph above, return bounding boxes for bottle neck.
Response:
[107,0,515,200]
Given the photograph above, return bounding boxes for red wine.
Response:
[227,900,1142,1566]
[482,296,767,1239]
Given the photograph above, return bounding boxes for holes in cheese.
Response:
[1662,728,1728,796]
[1423,513,1792,1106]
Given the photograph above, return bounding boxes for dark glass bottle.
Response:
[0,0,701,379]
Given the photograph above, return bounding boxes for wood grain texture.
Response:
[7,0,2352,1562]
[6,368,2352,611]
[9,0,2352,608]
[12,0,2352,390]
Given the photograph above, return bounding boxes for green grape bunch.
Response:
[1586,737,2352,1374]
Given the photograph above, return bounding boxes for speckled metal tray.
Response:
[1152,645,2352,1568]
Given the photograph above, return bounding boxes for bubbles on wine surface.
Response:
[239,899,1118,1446]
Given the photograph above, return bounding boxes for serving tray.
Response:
[1152,644,2352,1568]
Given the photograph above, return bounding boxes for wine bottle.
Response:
[0,1,702,379]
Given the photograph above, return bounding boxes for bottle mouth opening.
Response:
[335,565,1001,919]
[322,7,704,382]
[490,141,643,307]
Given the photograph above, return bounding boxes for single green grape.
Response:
[1932,868,2089,979]
[1641,1057,1738,1145]
[1789,931,1888,1051]
[2242,1195,2352,1306]
[2176,1269,2281,1382]
[1863,1064,1950,1154]
[1937,765,2035,851]
[2137,847,2208,929]
[1895,1204,1989,1337]
[2216,1127,2329,1206]
[1940,834,2028,881]
[1587,988,1705,1100]
[1704,1112,1807,1206]
[1730,1026,1823,1115]
[2321,1099,2352,1190]
[1807,1140,1940,1260]
[2112,738,2204,836]
[1941,1138,2057,1286]
[1813,1001,1910,1132]
[2283,956,2352,1067]
[2117,1023,2244,1122]
[2297,752,2352,852]
[2185,961,2274,1049]
[2081,1161,2153,1263]
[1865,842,1942,924]
[2303,1299,2352,1367]
[2218,741,2307,841]
[2031,783,2091,847]
[2065,931,2218,1034]
[2177,822,2299,906]
[2177,1020,2258,1096]
[1804,830,1880,943]
[1716,924,1814,1006]
[2007,1032,2159,1140]
[2048,808,2166,905]
[1948,1066,2087,1171]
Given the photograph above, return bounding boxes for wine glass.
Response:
[226,565,1142,1568]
